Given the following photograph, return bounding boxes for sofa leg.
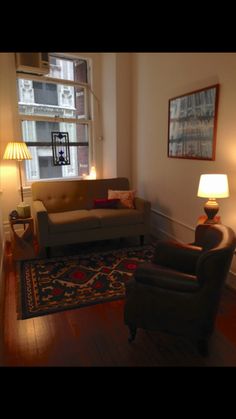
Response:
[140,235,144,246]
[128,325,137,342]
[197,339,209,357]
[46,246,51,258]
[37,246,47,258]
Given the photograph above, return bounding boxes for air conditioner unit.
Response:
[15,53,49,75]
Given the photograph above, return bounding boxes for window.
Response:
[16,54,91,182]
[33,81,58,105]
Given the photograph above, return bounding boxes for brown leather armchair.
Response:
[124,223,236,355]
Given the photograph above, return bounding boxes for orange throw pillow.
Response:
[108,189,136,209]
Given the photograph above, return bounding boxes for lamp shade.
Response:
[3,142,32,161]
[197,174,229,198]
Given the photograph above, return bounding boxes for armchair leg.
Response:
[128,325,137,342]
[140,235,144,246]
[197,339,209,357]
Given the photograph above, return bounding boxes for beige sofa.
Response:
[31,177,150,252]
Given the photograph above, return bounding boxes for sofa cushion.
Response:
[48,210,101,234]
[89,208,143,227]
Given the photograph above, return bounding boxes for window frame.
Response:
[16,53,93,185]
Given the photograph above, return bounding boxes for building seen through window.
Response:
[17,54,91,181]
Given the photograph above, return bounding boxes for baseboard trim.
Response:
[151,208,195,232]
[151,225,186,243]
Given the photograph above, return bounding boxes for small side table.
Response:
[197,215,221,225]
[9,216,35,260]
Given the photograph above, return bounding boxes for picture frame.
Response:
[167,84,219,160]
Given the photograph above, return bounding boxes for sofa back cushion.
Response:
[31,177,130,213]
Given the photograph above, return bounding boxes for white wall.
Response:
[116,53,132,180]
[101,53,117,178]
[131,52,236,281]
[101,53,132,180]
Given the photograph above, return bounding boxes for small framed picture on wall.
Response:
[167,84,219,160]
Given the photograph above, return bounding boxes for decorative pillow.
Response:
[93,198,120,209]
[152,240,203,275]
[108,189,136,209]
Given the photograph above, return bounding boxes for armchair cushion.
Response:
[153,240,203,275]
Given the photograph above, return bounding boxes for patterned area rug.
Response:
[18,244,155,319]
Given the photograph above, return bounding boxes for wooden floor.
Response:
[1,240,236,367]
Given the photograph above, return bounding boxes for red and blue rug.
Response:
[18,244,155,319]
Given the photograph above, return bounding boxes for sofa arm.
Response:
[134,197,151,227]
[32,200,49,247]
[134,196,150,212]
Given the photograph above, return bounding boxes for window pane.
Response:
[33,81,58,105]
[76,87,85,118]
[24,144,89,181]
[74,59,88,84]
[76,124,88,142]
[48,56,75,81]
[22,120,89,144]
[39,156,62,179]
[36,121,60,142]
[18,79,87,119]
[77,145,89,176]
[47,56,88,84]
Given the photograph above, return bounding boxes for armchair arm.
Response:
[153,240,203,275]
[135,262,199,292]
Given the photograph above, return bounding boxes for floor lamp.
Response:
[3,141,32,218]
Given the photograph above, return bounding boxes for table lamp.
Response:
[85,165,97,179]
[197,174,229,223]
[3,141,32,218]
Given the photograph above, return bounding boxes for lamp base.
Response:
[203,199,219,224]
[17,202,31,219]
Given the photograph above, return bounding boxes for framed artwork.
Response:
[167,84,219,160]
